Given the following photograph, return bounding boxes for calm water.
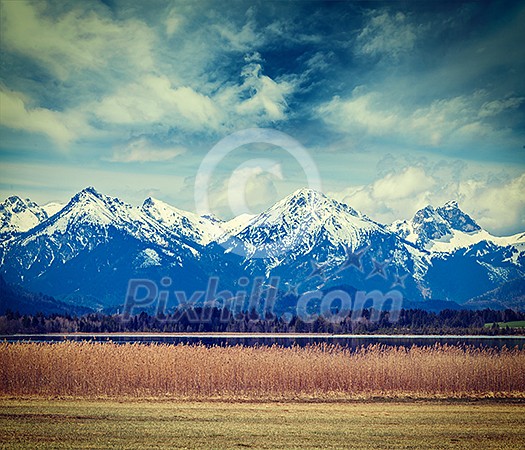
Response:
[2,333,524,349]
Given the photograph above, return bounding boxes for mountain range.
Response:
[0,187,523,315]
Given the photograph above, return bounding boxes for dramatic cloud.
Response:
[92,58,295,135]
[232,60,294,122]
[0,1,523,234]
[212,10,259,52]
[318,89,520,149]
[456,174,525,235]
[371,166,435,201]
[0,87,90,147]
[0,1,154,80]
[202,161,284,218]
[93,75,222,132]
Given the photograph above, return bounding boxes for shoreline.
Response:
[2,332,525,339]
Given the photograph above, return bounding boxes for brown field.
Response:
[1,342,524,400]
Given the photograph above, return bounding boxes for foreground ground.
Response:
[0,399,524,449]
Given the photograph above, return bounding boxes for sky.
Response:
[0,0,524,235]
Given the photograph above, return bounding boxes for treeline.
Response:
[0,307,524,335]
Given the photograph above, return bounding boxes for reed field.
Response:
[1,342,524,400]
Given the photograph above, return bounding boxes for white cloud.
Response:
[107,137,186,163]
[0,1,154,80]
[244,51,263,63]
[329,165,525,235]
[329,166,436,223]
[317,88,515,148]
[93,75,222,131]
[0,87,90,147]
[318,90,398,137]
[356,10,419,60]
[0,2,300,145]
[212,10,258,52]
[165,8,183,37]
[92,58,296,134]
[229,62,294,122]
[372,166,435,201]
[458,174,525,234]
[228,161,283,215]
[478,97,524,118]
[205,161,283,218]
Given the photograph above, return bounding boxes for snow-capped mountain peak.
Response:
[55,187,131,228]
[1,187,523,313]
[0,195,49,237]
[141,197,223,245]
[227,188,384,260]
[259,188,363,224]
[20,187,180,249]
[436,200,481,233]
[391,201,503,253]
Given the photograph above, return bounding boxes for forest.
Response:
[0,306,524,335]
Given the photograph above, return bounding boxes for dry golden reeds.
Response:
[0,342,524,400]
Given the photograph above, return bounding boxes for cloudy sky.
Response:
[0,0,524,235]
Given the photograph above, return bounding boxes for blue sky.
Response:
[0,0,524,234]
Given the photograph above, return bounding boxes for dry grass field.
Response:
[1,342,524,399]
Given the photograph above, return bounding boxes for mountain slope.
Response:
[0,187,220,309]
[141,197,224,245]
[219,189,426,304]
[464,277,525,310]
[225,188,383,259]
[0,196,49,238]
[0,187,523,313]
[391,201,523,255]
[390,201,524,303]
[0,275,93,316]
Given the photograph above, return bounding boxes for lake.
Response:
[2,333,524,349]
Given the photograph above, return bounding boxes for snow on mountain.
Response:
[390,201,521,255]
[0,187,221,309]
[501,232,525,249]
[0,196,49,237]
[222,213,257,234]
[3,187,204,276]
[436,201,481,233]
[214,188,436,304]
[33,187,174,246]
[41,202,64,218]
[391,204,456,249]
[387,201,524,303]
[1,187,523,311]
[227,188,383,260]
[141,197,223,245]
